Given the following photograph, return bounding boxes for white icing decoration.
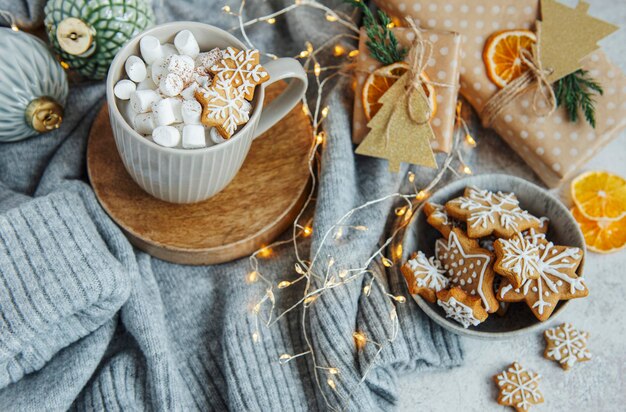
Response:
[436,231,492,309]
[497,232,541,284]
[201,78,250,136]
[437,296,481,328]
[500,242,584,314]
[450,186,539,231]
[495,363,542,411]
[211,47,268,98]
[429,203,450,224]
[406,251,449,291]
[545,324,591,368]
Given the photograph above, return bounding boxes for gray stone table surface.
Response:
[397,0,626,410]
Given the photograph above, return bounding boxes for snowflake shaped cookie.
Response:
[436,287,488,328]
[401,251,449,302]
[445,187,540,238]
[210,47,269,100]
[424,202,463,238]
[544,323,591,370]
[195,79,251,138]
[494,232,542,288]
[435,228,499,313]
[494,362,544,412]
[497,240,587,321]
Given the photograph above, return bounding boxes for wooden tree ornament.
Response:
[355,73,437,172]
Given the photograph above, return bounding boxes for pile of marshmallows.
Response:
[114,30,246,149]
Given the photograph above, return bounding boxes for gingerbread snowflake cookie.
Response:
[401,251,448,302]
[497,240,587,321]
[544,323,591,370]
[210,47,269,100]
[445,187,540,238]
[494,362,544,412]
[435,228,499,313]
[195,79,251,138]
[494,232,541,288]
[423,202,462,238]
[436,287,488,328]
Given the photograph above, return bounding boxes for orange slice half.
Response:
[571,206,626,253]
[571,171,626,221]
[483,29,537,88]
[362,62,437,121]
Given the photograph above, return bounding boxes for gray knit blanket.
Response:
[0,1,463,410]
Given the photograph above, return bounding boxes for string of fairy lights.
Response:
[225,1,476,410]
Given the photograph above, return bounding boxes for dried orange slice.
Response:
[362,62,436,121]
[571,171,626,221]
[483,29,537,88]
[571,206,626,253]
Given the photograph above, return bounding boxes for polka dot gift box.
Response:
[353,27,461,153]
[376,0,626,188]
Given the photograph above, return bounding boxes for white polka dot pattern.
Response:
[352,27,462,154]
[376,0,626,188]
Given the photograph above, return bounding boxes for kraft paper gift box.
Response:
[352,27,462,153]
[375,0,626,187]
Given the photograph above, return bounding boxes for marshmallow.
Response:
[182,124,206,148]
[137,77,157,91]
[152,126,180,147]
[125,55,147,83]
[195,48,222,72]
[133,112,156,135]
[139,35,162,65]
[161,43,178,59]
[159,73,184,97]
[193,73,211,88]
[170,98,183,123]
[181,82,198,100]
[181,100,202,124]
[174,30,200,58]
[130,89,160,113]
[152,98,177,126]
[167,54,194,83]
[209,127,227,144]
[150,58,169,84]
[241,100,252,114]
[114,79,136,100]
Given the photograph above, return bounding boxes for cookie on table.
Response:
[445,186,540,239]
[423,202,462,238]
[435,227,499,313]
[494,232,541,288]
[497,239,587,321]
[401,251,449,303]
[436,287,488,328]
[494,362,544,412]
[544,323,591,371]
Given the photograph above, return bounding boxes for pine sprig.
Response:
[554,69,603,128]
[345,0,406,65]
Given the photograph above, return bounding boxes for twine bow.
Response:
[480,26,556,128]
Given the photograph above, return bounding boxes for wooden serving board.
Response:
[87,82,312,265]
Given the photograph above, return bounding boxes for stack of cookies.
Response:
[401,186,589,328]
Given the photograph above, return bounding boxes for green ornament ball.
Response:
[44,0,155,80]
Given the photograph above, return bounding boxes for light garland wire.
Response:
[226,2,476,410]
[0,9,20,31]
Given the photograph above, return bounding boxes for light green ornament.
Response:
[44,0,155,80]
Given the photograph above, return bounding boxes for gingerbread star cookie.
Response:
[435,228,499,313]
[494,362,544,412]
[445,187,540,238]
[436,287,488,328]
[423,202,462,238]
[401,251,449,303]
[544,323,591,371]
[494,232,542,288]
[497,240,587,321]
[195,79,250,138]
[210,47,269,100]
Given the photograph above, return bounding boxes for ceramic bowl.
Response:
[395,174,585,339]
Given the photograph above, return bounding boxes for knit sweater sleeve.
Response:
[0,190,132,389]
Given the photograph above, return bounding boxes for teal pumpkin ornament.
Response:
[44,0,155,80]
[0,28,68,142]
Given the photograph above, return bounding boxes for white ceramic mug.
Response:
[106,21,307,203]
